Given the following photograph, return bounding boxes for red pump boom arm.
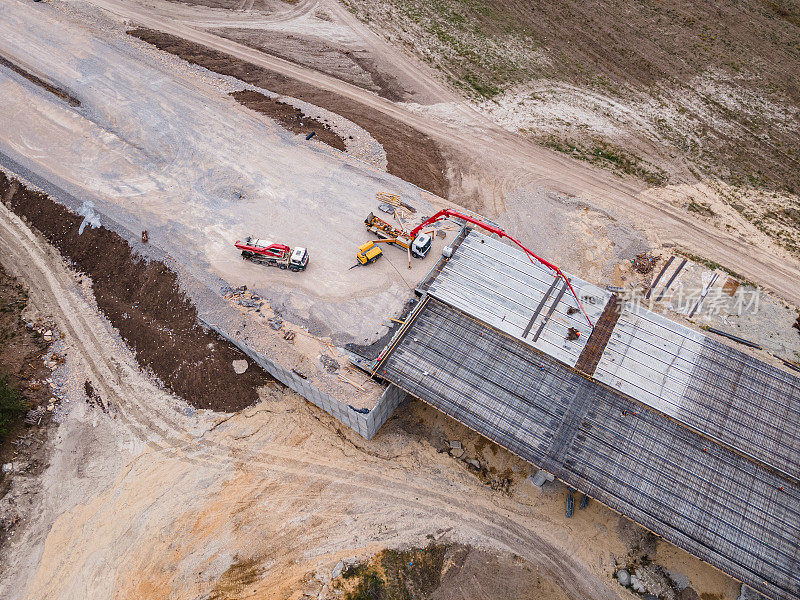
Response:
[410,209,594,327]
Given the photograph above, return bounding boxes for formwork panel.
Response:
[679,338,800,478]
[594,305,701,415]
[566,396,800,600]
[595,304,800,478]
[426,231,609,368]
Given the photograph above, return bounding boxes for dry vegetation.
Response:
[338,545,448,600]
[342,0,800,248]
[333,544,576,600]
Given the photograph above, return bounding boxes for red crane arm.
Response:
[234,241,291,256]
[410,209,594,327]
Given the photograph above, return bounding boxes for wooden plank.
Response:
[522,276,560,338]
[646,255,674,299]
[575,294,623,375]
[655,257,687,302]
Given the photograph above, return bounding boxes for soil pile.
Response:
[231,90,346,151]
[0,55,80,107]
[129,28,449,198]
[0,171,269,411]
[215,28,410,102]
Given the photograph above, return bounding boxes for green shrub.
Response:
[0,375,28,440]
[345,569,386,600]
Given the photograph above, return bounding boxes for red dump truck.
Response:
[234,237,309,271]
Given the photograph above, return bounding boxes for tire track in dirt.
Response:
[92,0,800,305]
[99,408,620,600]
[129,27,451,198]
[0,168,270,411]
[0,190,619,600]
[0,199,189,445]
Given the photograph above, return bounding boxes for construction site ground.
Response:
[0,197,742,599]
[1,0,799,597]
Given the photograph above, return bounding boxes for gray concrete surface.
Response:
[202,317,406,439]
[0,0,443,346]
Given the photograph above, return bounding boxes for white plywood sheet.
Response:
[428,230,610,368]
[594,302,701,420]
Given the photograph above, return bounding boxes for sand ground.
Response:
[0,0,793,597]
[0,199,741,599]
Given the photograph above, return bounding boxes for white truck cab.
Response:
[411,233,433,258]
[289,247,309,271]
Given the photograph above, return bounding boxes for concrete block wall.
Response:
[365,383,406,435]
[201,319,404,439]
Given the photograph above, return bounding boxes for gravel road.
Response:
[76,0,800,307]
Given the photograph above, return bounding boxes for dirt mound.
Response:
[0,171,269,411]
[0,264,53,445]
[231,89,346,151]
[128,28,449,199]
[0,55,80,107]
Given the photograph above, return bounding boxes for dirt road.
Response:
[0,197,629,599]
[75,0,800,306]
[0,0,451,346]
[0,3,749,597]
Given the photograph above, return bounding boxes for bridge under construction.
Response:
[366,227,800,600]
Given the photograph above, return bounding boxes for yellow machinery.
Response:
[364,212,411,249]
[355,241,384,265]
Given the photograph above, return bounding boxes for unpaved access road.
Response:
[0,2,750,597]
[0,197,628,599]
[80,0,800,306]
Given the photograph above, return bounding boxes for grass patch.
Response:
[687,198,716,216]
[462,72,501,99]
[543,136,668,185]
[346,569,386,600]
[0,375,28,441]
[675,250,757,288]
[340,544,449,600]
[342,0,543,99]
[380,545,448,599]
[343,563,371,580]
[781,207,800,226]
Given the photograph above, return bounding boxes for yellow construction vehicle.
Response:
[364,212,410,248]
[362,211,434,265]
[353,236,419,267]
[354,241,384,266]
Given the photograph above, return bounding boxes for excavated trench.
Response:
[0,54,80,107]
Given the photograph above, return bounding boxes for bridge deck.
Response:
[376,230,800,600]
